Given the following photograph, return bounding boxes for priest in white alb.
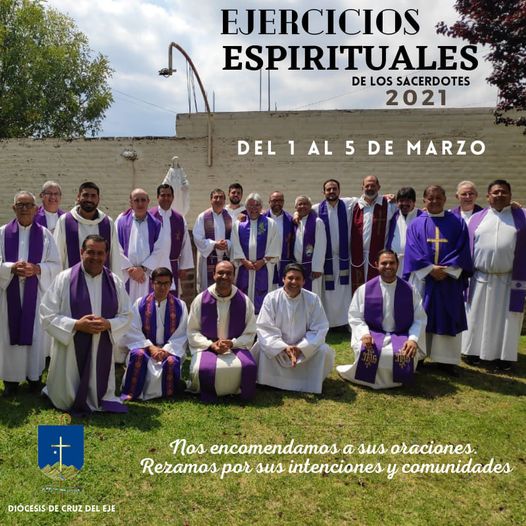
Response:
[337,250,427,389]
[0,192,61,397]
[41,235,131,414]
[293,195,327,297]
[187,260,257,402]
[120,267,188,400]
[193,188,233,292]
[115,188,165,304]
[54,181,123,273]
[252,262,335,394]
[231,193,280,314]
[463,180,526,371]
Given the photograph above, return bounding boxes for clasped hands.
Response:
[74,315,111,334]
[210,339,234,354]
[11,260,40,277]
[128,266,147,283]
[284,345,302,367]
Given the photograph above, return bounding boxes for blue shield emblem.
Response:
[38,425,84,481]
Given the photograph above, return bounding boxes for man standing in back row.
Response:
[463,180,526,371]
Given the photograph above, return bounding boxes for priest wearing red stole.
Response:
[403,185,473,375]
[120,267,188,401]
[350,176,397,292]
[338,250,427,389]
[187,261,257,403]
[41,235,131,414]
[0,192,61,397]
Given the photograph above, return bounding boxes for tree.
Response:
[0,0,113,138]
[437,0,526,129]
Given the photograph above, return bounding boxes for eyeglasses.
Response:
[43,192,61,197]
[132,198,148,203]
[14,203,35,209]
[153,281,172,287]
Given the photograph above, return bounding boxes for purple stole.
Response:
[203,208,232,286]
[386,209,423,250]
[451,204,483,220]
[468,207,526,312]
[150,207,185,295]
[65,211,111,268]
[318,200,349,290]
[294,211,317,291]
[69,263,125,414]
[265,210,294,285]
[198,289,256,403]
[4,220,44,345]
[117,209,161,257]
[235,215,269,313]
[355,277,415,385]
[121,291,183,399]
[34,206,64,229]
[403,212,472,336]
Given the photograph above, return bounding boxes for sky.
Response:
[46,0,498,137]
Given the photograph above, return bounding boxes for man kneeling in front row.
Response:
[252,263,335,394]
[187,260,257,402]
[337,250,427,389]
[119,267,188,401]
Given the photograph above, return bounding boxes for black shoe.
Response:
[464,355,481,366]
[495,360,513,372]
[439,363,460,377]
[28,378,43,394]
[2,382,19,397]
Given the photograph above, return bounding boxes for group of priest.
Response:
[0,174,524,412]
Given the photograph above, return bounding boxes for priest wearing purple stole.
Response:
[463,180,526,371]
[403,185,473,375]
[54,181,123,273]
[231,193,280,314]
[41,235,131,414]
[193,189,233,293]
[313,180,355,328]
[293,196,327,297]
[265,191,294,290]
[0,192,61,397]
[149,184,193,296]
[115,188,165,305]
[120,267,188,401]
[338,250,427,389]
[187,261,257,402]
[34,180,64,234]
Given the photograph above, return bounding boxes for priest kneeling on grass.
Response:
[187,260,257,403]
[119,267,188,401]
[337,250,427,389]
[251,262,335,394]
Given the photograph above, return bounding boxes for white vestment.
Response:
[0,224,61,381]
[42,210,60,233]
[115,213,166,305]
[351,196,397,281]
[187,285,256,396]
[225,205,246,221]
[119,296,188,400]
[231,216,281,309]
[389,208,421,277]
[463,207,525,361]
[54,206,124,276]
[193,210,232,293]
[268,211,289,291]
[293,215,327,297]
[41,266,131,411]
[252,287,335,394]
[162,165,190,217]
[313,198,355,326]
[337,278,427,389]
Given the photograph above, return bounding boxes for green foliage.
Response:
[0,0,113,138]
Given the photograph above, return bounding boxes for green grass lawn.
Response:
[1,336,525,526]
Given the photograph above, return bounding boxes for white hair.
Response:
[456,180,478,194]
[294,195,312,207]
[13,191,36,205]
[245,192,263,206]
[40,180,62,195]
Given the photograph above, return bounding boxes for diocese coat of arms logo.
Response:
[38,425,84,481]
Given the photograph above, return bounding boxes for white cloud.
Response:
[46,0,498,136]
